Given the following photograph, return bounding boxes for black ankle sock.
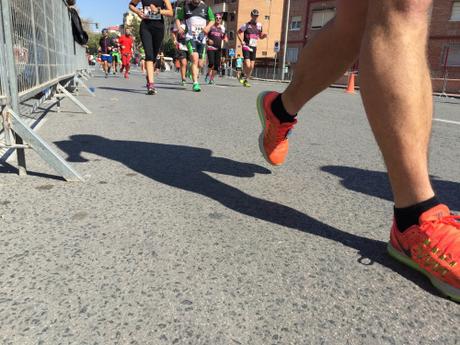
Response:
[271,94,297,123]
[394,196,440,232]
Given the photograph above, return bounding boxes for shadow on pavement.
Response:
[98,86,146,94]
[211,83,243,88]
[54,135,441,297]
[321,166,460,211]
[0,161,65,181]
[99,85,188,92]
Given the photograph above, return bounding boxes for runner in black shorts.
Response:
[98,29,113,78]
[237,9,267,87]
[129,0,173,95]
[172,23,189,86]
[205,13,227,85]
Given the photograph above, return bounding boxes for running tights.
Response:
[140,21,164,62]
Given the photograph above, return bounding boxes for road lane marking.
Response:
[434,118,460,125]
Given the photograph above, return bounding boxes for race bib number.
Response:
[191,25,204,37]
[144,7,161,20]
[249,38,258,47]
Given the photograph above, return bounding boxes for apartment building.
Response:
[204,0,285,60]
[281,0,460,79]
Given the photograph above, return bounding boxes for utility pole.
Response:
[281,0,291,81]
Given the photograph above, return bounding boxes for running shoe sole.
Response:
[147,89,157,95]
[387,242,460,302]
[256,91,280,166]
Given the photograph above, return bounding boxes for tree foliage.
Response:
[87,32,101,55]
[129,19,142,51]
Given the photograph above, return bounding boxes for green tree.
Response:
[87,32,101,55]
[129,19,142,51]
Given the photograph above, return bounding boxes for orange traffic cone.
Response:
[346,72,356,94]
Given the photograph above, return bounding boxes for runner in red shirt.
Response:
[119,28,134,79]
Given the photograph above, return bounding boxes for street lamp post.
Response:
[281,0,290,81]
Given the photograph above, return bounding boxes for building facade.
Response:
[123,11,141,28]
[281,0,460,79]
[429,0,460,79]
[204,0,285,61]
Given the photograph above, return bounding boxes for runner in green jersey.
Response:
[175,0,215,92]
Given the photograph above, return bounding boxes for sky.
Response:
[76,0,178,31]
[76,0,135,30]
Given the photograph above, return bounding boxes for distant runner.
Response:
[119,28,134,79]
[98,29,113,78]
[235,53,243,81]
[111,37,122,75]
[205,13,227,85]
[139,46,146,74]
[176,0,215,92]
[172,23,189,86]
[237,9,267,87]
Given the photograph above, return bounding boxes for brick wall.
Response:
[281,0,460,80]
[429,0,460,79]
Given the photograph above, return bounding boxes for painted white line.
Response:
[434,118,460,125]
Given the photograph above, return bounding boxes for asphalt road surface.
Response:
[1,69,459,345]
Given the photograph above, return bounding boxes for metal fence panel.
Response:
[10,0,38,93]
[46,0,57,79]
[0,0,8,101]
[2,0,86,98]
[253,67,294,82]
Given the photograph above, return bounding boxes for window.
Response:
[262,51,268,56]
[442,44,460,66]
[286,47,299,63]
[311,8,335,29]
[228,31,234,40]
[290,16,302,31]
[230,13,235,21]
[451,1,460,21]
[265,15,270,20]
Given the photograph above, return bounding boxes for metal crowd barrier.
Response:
[0,0,92,181]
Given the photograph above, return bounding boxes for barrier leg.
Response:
[56,84,92,114]
[7,107,83,181]
[79,71,89,81]
[14,133,27,176]
[75,76,96,97]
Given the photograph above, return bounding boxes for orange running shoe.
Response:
[256,91,297,166]
[388,204,460,301]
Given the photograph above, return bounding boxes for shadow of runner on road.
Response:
[98,86,146,95]
[54,135,441,297]
[321,166,460,211]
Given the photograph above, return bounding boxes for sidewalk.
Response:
[0,69,459,344]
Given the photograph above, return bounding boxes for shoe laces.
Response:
[419,214,460,272]
[420,213,460,233]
